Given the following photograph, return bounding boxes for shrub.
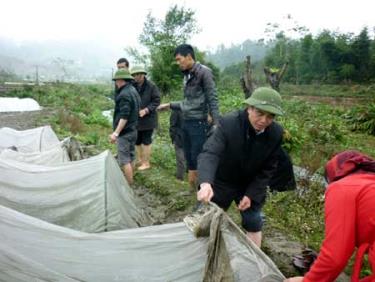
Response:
[345,103,375,135]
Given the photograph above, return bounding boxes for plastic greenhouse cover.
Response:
[0,150,150,232]
[0,126,60,153]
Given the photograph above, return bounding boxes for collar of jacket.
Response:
[183,62,199,78]
[136,78,148,94]
[115,83,132,96]
[115,84,125,95]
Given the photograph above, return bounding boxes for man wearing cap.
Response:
[130,66,161,171]
[197,87,284,247]
[110,69,141,185]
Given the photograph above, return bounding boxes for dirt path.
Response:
[0,108,55,130]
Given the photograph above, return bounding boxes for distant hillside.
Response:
[206,39,271,69]
[0,38,125,82]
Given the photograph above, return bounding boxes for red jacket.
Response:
[304,151,375,282]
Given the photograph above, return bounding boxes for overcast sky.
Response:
[1,0,375,51]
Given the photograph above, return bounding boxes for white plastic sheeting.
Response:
[0,125,285,281]
[101,109,113,123]
[0,126,60,153]
[0,150,150,232]
[0,204,285,282]
[0,97,41,112]
[0,205,208,282]
[0,143,69,165]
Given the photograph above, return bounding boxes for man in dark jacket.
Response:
[130,66,161,171]
[169,109,186,180]
[158,44,220,189]
[197,87,284,248]
[109,69,140,185]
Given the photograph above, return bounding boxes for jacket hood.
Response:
[325,150,375,184]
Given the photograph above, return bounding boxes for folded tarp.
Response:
[185,204,285,282]
[0,204,285,282]
[0,150,150,232]
[0,126,60,153]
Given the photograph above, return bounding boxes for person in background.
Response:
[284,150,375,282]
[130,66,160,171]
[117,58,129,70]
[109,69,140,185]
[197,87,284,248]
[158,44,220,190]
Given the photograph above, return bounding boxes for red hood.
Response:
[325,150,375,184]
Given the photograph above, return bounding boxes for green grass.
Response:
[280,83,375,98]
[7,82,374,275]
[7,83,115,153]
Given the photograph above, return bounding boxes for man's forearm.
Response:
[114,118,127,134]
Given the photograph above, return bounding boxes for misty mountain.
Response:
[206,39,272,69]
[0,37,272,82]
[0,37,126,82]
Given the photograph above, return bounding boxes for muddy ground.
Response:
[0,109,350,281]
[0,108,55,129]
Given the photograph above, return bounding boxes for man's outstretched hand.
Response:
[197,183,214,203]
[157,103,170,111]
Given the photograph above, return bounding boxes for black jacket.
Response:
[169,109,184,148]
[269,147,296,192]
[198,109,283,205]
[135,78,161,131]
[113,83,141,136]
[170,63,220,124]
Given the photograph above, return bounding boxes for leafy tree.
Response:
[296,34,313,83]
[263,27,374,84]
[339,64,356,82]
[351,27,371,81]
[134,5,199,94]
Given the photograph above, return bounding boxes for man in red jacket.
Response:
[285,150,375,282]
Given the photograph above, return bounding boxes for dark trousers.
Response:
[174,143,186,180]
[182,119,208,170]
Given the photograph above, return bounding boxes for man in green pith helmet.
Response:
[130,65,161,171]
[197,87,284,248]
[109,68,140,185]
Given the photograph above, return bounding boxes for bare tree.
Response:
[264,61,288,92]
[240,56,257,98]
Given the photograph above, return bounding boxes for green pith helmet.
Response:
[130,65,147,75]
[244,87,284,116]
[112,69,134,81]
